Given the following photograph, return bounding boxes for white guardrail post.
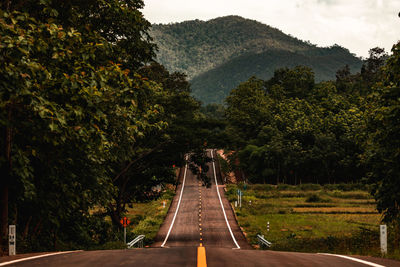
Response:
[257,234,272,248]
[127,235,145,248]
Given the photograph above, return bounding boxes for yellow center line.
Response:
[197,246,207,267]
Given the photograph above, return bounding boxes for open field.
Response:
[225,183,398,257]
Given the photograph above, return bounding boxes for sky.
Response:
[142,0,400,58]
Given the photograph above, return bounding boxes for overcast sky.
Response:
[142,0,400,58]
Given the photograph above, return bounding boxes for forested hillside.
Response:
[151,16,363,104]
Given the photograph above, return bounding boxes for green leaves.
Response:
[225,66,366,185]
[0,7,180,251]
[366,42,400,223]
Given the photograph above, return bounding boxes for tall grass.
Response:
[225,183,394,258]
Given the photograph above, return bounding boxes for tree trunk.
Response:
[0,185,8,255]
[0,106,12,254]
[22,216,32,240]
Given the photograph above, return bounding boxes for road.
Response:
[1,149,399,266]
[152,149,250,249]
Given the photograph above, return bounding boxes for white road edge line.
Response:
[318,253,386,267]
[0,250,83,266]
[161,155,188,247]
[211,149,241,249]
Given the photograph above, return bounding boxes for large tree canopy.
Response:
[0,2,203,253]
[224,66,367,185]
[367,42,400,223]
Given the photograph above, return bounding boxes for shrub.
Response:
[299,184,322,191]
[277,184,295,190]
[305,193,331,203]
[306,194,322,202]
[251,184,275,191]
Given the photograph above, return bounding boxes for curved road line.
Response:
[211,150,241,249]
[319,253,386,267]
[161,156,188,247]
[0,251,82,266]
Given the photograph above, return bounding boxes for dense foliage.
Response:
[151,15,362,104]
[0,1,206,253]
[225,68,366,184]
[222,42,400,224]
[366,44,400,223]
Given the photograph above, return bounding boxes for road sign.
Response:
[9,225,16,256]
[120,217,131,245]
[120,216,131,227]
[380,224,387,254]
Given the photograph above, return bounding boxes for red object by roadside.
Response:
[120,216,130,227]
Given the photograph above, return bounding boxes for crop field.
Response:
[225,183,396,257]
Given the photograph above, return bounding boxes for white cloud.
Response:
[143,0,400,57]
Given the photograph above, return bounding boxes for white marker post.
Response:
[380,224,387,255]
[237,189,240,208]
[9,225,16,256]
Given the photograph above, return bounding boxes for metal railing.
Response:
[127,235,145,248]
[257,234,272,248]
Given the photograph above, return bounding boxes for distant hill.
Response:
[151,16,363,104]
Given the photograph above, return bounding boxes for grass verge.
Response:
[124,187,175,247]
[225,183,400,259]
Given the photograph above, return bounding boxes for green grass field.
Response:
[123,188,175,246]
[225,183,394,257]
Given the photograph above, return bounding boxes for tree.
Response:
[361,47,388,88]
[0,6,164,252]
[367,42,400,223]
[224,66,367,185]
[225,77,270,149]
[264,66,315,99]
[1,0,156,70]
[106,62,202,225]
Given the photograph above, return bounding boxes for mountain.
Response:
[150,16,363,104]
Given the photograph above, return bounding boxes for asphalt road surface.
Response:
[1,149,399,266]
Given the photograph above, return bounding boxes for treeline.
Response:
[0,1,210,253]
[217,45,400,222]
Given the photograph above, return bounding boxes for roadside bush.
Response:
[277,184,295,190]
[305,193,331,203]
[251,184,275,191]
[323,183,370,192]
[299,184,322,191]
